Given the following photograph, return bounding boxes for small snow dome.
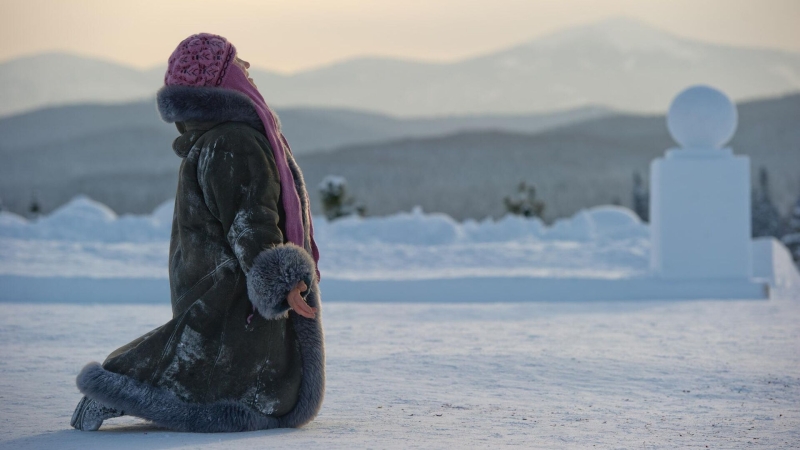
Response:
[667,85,738,150]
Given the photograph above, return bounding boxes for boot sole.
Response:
[70,396,89,429]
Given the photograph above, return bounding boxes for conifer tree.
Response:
[781,189,800,263]
[788,190,800,234]
[29,193,40,218]
[632,171,649,222]
[504,181,545,219]
[318,175,365,221]
[751,167,782,238]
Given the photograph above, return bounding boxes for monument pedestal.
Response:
[648,85,767,298]
[650,148,752,279]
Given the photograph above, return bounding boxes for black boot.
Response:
[70,396,124,431]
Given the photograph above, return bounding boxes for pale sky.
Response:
[1,0,798,73]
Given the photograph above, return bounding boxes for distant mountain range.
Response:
[0,100,607,216]
[1,93,797,221]
[2,18,799,117]
[294,93,800,220]
[0,53,163,117]
[0,100,608,155]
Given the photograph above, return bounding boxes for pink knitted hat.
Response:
[164,33,320,280]
[165,33,233,86]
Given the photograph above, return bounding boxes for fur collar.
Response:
[156,85,264,133]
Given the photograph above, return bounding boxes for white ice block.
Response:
[650,148,752,279]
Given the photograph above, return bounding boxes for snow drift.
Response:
[0,196,797,303]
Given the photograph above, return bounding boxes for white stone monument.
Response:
[650,85,755,282]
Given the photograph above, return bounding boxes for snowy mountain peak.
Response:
[529,17,696,56]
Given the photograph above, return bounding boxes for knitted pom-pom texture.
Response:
[165,33,235,87]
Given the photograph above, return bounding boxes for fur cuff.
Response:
[156,85,264,132]
[246,243,316,320]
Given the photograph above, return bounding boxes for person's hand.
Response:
[287,280,316,319]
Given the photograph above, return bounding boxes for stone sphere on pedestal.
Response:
[667,85,738,150]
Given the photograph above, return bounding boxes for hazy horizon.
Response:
[1,0,799,73]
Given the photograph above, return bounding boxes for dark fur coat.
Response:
[75,85,325,432]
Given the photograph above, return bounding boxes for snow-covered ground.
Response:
[1,195,799,448]
[1,296,799,449]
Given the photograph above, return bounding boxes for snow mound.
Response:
[1,195,797,303]
[459,214,547,243]
[1,197,650,246]
[316,205,648,245]
[583,206,647,238]
[752,237,800,291]
[0,195,173,243]
[315,206,464,245]
[0,210,27,227]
